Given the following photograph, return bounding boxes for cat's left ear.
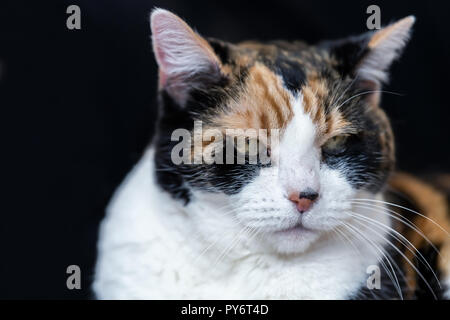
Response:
[150,9,225,106]
[325,16,415,96]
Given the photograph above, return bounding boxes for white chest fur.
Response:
[93,148,387,299]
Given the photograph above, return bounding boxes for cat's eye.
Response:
[322,135,349,156]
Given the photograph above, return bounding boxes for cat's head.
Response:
[150,9,414,254]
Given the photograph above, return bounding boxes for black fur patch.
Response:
[414,244,443,299]
[154,92,195,204]
[321,87,390,193]
[273,55,307,93]
[207,38,231,64]
[319,34,370,77]
[154,70,259,202]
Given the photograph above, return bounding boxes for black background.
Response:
[1,0,449,299]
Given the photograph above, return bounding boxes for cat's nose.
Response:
[288,188,319,213]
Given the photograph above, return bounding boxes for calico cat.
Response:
[93,8,450,299]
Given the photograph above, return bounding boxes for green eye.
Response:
[322,135,349,156]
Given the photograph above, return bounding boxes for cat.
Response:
[93,8,450,299]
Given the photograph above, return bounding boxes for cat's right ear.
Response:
[150,9,224,106]
[322,16,415,105]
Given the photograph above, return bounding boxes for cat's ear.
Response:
[357,16,415,85]
[150,9,224,106]
[325,16,415,100]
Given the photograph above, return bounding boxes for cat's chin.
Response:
[264,224,322,254]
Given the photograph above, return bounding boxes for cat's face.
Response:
[151,9,414,254]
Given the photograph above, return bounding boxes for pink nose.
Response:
[289,189,319,213]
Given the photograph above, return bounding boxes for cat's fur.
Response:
[93,9,450,299]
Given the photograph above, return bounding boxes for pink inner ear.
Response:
[150,9,223,104]
[152,12,192,91]
[153,37,168,88]
[154,43,168,88]
[158,69,167,88]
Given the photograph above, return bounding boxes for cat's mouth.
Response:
[265,221,321,253]
[273,223,314,235]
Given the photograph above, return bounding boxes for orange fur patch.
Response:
[213,63,293,132]
[389,173,450,294]
[205,64,356,148]
[302,74,355,145]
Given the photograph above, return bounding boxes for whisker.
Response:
[330,75,359,111]
[349,207,441,287]
[347,211,439,299]
[340,220,404,299]
[335,90,403,110]
[350,198,450,236]
[191,219,242,263]
[332,224,362,259]
[349,201,441,257]
[212,226,252,268]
